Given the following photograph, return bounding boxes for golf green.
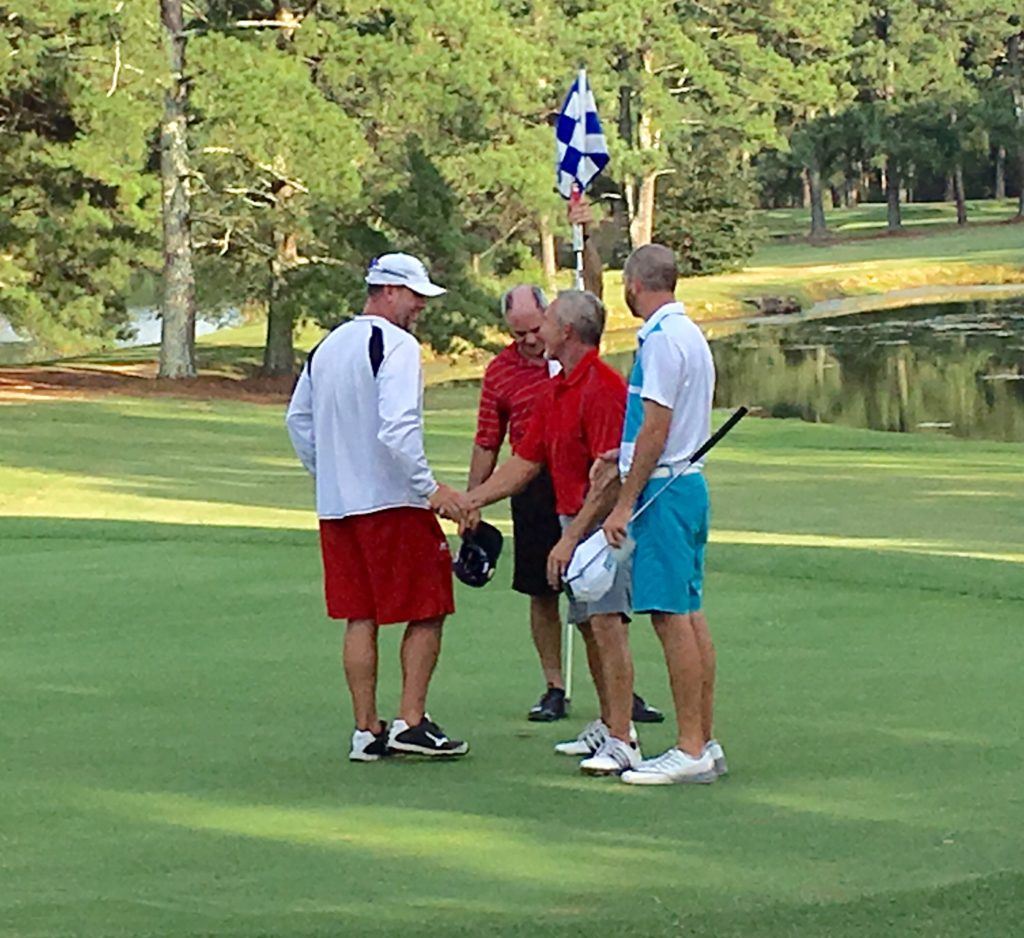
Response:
[1,390,1022,936]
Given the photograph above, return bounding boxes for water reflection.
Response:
[608,298,1024,443]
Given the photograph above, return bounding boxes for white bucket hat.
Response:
[365,253,446,297]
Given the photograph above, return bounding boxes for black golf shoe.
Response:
[387,717,469,757]
[528,686,568,722]
[349,722,391,762]
[632,693,665,723]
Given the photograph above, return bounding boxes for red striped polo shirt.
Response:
[475,343,552,451]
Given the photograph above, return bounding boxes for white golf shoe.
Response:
[554,718,608,756]
[579,736,642,776]
[705,738,728,778]
[621,747,717,785]
[554,719,639,756]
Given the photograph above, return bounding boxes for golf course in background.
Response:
[2,386,1022,936]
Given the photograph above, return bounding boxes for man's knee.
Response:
[588,613,628,639]
[652,611,692,637]
[408,616,445,633]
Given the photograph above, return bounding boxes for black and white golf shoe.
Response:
[388,717,469,758]
[632,693,666,724]
[349,722,391,762]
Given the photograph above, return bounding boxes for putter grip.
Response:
[688,406,748,465]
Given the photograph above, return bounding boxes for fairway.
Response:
[2,389,1023,937]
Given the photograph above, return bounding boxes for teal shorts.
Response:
[631,473,709,615]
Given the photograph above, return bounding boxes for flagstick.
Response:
[570,68,588,293]
[571,210,584,292]
[564,68,592,704]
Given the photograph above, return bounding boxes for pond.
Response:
[612,297,1024,444]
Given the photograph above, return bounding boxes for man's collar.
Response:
[559,347,600,387]
[638,301,686,342]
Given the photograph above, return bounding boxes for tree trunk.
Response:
[262,294,295,376]
[944,174,956,202]
[1018,150,1024,218]
[953,165,968,225]
[800,169,811,209]
[262,231,298,376]
[260,1,303,377]
[538,214,557,296]
[630,171,657,247]
[995,146,1007,200]
[628,50,659,248]
[885,162,902,231]
[829,184,842,211]
[157,0,196,379]
[807,161,828,239]
[1008,31,1024,217]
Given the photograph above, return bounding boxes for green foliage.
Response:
[2,1,1023,358]
[0,1,162,353]
[654,154,760,275]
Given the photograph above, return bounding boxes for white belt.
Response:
[650,463,701,480]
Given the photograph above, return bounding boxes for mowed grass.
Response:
[1,389,1023,937]
[756,198,1022,239]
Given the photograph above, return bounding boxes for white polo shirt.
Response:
[619,301,716,476]
[285,315,438,519]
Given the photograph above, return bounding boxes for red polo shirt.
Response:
[475,343,551,451]
[515,349,626,516]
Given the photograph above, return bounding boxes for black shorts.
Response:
[510,469,562,597]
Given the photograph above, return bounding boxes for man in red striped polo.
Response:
[467,202,663,725]
[469,283,566,720]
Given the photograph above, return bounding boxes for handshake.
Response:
[427,483,481,532]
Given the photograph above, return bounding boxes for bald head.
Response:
[502,283,547,361]
[624,244,678,293]
[502,284,547,318]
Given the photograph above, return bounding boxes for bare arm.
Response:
[467,444,499,490]
[569,199,603,300]
[564,460,620,544]
[582,233,603,300]
[603,401,672,547]
[467,455,542,510]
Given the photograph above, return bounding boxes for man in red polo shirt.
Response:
[463,290,642,776]
[469,202,662,727]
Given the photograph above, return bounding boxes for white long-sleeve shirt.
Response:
[285,315,438,519]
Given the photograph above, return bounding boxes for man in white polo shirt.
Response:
[601,244,727,786]
[286,253,470,763]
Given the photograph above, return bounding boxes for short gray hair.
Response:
[501,284,548,317]
[552,290,606,347]
[624,244,678,292]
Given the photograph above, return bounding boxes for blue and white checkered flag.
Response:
[555,70,609,199]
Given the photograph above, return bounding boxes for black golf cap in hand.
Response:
[453,521,504,588]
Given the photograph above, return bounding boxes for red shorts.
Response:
[319,507,455,625]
